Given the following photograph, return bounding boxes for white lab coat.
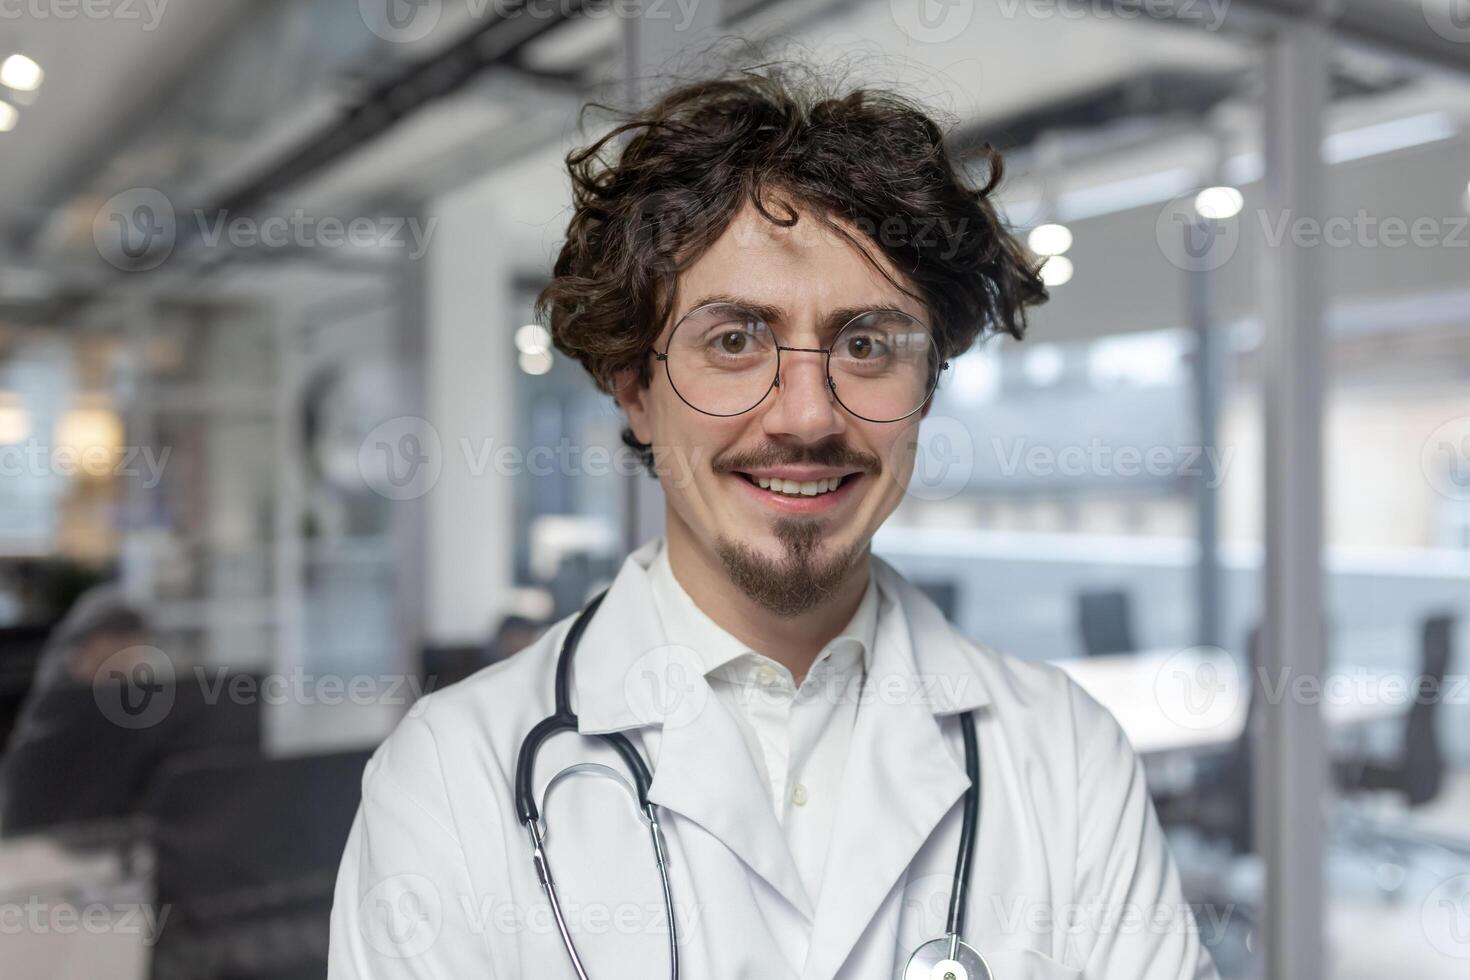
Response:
[328,540,1220,980]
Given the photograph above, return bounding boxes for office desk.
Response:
[0,834,149,980]
[1056,648,1407,757]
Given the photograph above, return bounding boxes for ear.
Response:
[613,367,654,444]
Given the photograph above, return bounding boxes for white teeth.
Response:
[753,475,844,496]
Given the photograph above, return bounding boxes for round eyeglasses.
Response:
[652,303,948,423]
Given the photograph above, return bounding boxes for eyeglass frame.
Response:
[650,302,950,424]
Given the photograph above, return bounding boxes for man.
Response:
[1,586,260,835]
[329,69,1219,979]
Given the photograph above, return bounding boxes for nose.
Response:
[759,349,846,443]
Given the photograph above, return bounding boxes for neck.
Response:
[663,515,870,686]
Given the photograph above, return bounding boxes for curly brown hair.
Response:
[538,65,1047,463]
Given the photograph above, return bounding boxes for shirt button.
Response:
[791,783,809,807]
[756,665,779,687]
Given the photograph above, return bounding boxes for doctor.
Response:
[329,68,1220,980]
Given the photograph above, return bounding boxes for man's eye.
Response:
[846,334,886,359]
[710,320,764,354]
[719,331,748,354]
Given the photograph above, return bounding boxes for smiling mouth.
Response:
[737,473,851,497]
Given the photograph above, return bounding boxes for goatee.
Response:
[715,519,866,617]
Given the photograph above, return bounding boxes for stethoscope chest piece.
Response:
[903,937,993,980]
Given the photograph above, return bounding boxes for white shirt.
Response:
[646,542,879,903]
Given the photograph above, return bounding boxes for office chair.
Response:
[1158,625,1259,855]
[1076,588,1138,657]
[143,747,372,980]
[1335,613,1455,807]
[1156,627,1262,976]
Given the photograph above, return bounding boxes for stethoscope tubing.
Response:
[948,710,981,939]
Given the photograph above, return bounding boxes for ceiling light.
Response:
[514,323,551,356]
[519,350,553,376]
[1039,255,1074,287]
[0,391,30,444]
[1194,186,1244,221]
[0,54,43,93]
[0,101,16,133]
[1027,222,1073,257]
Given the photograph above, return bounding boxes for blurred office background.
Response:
[0,1,1467,978]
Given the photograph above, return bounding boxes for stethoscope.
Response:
[513,590,993,980]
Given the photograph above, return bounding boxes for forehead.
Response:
[669,200,927,323]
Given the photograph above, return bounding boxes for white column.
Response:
[424,190,516,644]
[1256,15,1330,980]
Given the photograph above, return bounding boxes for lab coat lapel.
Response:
[572,541,814,921]
[801,560,990,980]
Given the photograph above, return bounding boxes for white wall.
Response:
[424,143,576,643]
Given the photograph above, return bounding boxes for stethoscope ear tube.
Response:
[511,588,680,978]
[514,589,610,827]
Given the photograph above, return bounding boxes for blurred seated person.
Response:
[0,586,260,837]
[421,614,547,692]
[488,613,545,664]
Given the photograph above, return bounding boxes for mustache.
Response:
[712,439,882,476]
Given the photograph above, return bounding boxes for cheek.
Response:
[644,396,732,498]
[870,423,922,507]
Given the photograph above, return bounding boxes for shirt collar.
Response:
[646,540,879,680]
[572,538,991,735]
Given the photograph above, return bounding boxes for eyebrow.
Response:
[679,293,917,337]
